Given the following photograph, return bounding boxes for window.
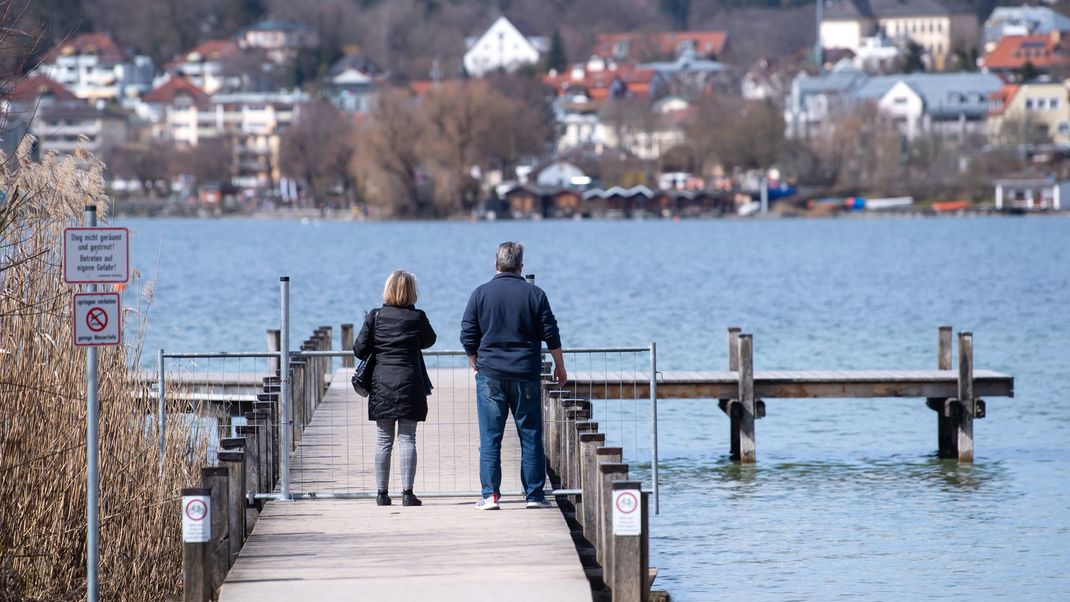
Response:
[1051,97,1060,109]
[894,96,908,105]
[1026,98,1035,110]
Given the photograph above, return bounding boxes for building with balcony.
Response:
[31,33,155,105]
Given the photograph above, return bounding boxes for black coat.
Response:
[353,305,436,422]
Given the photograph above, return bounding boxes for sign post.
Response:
[65,206,129,602]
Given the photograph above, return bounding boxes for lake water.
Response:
[118,216,1070,600]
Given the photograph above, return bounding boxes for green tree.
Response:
[1019,60,1039,82]
[659,0,690,30]
[903,41,925,73]
[545,29,567,72]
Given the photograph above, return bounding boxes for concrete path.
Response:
[219,367,591,601]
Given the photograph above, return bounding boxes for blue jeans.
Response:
[476,373,546,501]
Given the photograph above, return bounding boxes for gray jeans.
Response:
[375,419,417,491]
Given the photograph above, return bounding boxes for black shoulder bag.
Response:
[351,310,377,397]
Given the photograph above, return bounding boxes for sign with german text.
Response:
[182,494,211,543]
[73,293,121,347]
[612,489,641,536]
[63,227,129,283]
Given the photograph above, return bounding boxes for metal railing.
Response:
[152,344,659,510]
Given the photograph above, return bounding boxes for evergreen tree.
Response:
[659,0,690,30]
[903,41,925,74]
[545,29,567,73]
[1019,61,1039,82]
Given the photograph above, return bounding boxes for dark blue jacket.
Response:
[460,272,562,381]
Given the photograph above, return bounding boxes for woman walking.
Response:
[354,270,436,506]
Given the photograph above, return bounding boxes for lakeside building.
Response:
[34,103,129,156]
[592,31,728,62]
[463,16,548,77]
[31,33,155,105]
[987,81,1070,146]
[981,31,1070,78]
[993,174,1069,210]
[984,6,1070,52]
[237,20,318,64]
[820,0,980,71]
[785,63,1001,140]
[162,40,241,94]
[323,53,383,114]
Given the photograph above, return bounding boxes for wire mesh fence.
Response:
[153,343,658,503]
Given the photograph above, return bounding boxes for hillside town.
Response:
[3,1,1070,218]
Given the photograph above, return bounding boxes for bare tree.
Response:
[279,99,356,207]
[353,86,428,217]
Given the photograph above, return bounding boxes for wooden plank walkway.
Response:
[566,369,1014,399]
[218,368,592,602]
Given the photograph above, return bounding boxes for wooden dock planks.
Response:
[219,368,592,602]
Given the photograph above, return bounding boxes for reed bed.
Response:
[1,143,204,601]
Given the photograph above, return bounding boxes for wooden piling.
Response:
[727,327,741,459]
[201,466,230,592]
[341,323,354,368]
[609,481,648,602]
[593,447,622,563]
[930,326,955,458]
[578,430,605,537]
[235,425,261,531]
[290,361,306,443]
[737,334,756,463]
[597,462,628,587]
[182,487,212,602]
[218,450,246,566]
[956,332,975,463]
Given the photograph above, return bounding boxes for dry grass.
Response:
[0,142,205,600]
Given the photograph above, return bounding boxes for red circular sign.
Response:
[86,307,108,332]
[185,498,208,521]
[615,491,639,514]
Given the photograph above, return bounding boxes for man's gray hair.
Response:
[496,241,524,273]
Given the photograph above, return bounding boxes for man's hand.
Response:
[467,355,478,372]
[553,362,567,387]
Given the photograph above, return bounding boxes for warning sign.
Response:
[612,489,641,536]
[63,227,129,284]
[73,293,121,347]
[182,494,211,543]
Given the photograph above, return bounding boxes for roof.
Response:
[5,75,78,102]
[823,0,974,20]
[988,84,1019,116]
[593,31,728,60]
[38,103,126,122]
[175,40,238,63]
[983,33,1070,70]
[544,63,656,100]
[985,7,1070,42]
[641,53,730,73]
[246,19,315,32]
[326,54,383,79]
[143,76,210,105]
[43,32,131,64]
[853,72,1004,117]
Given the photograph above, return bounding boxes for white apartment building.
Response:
[32,33,155,105]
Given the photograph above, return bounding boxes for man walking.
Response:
[461,242,567,510]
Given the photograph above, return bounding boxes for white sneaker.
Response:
[474,495,500,511]
[526,499,553,509]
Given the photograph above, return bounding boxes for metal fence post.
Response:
[158,348,166,476]
[649,341,659,515]
[279,276,291,499]
[84,204,100,602]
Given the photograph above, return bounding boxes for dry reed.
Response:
[1,142,204,600]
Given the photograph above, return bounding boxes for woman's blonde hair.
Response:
[383,270,418,306]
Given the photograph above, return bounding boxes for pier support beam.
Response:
[598,462,628,584]
[579,431,605,537]
[955,332,975,463]
[736,334,757,463]
[341,323,354,368]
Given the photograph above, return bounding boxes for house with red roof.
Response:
[987,80,1070,144]
[592,31,728,63]
[31,33,155,104]
[164,40,241,94]
[982,31,1070,77]
[138,76,212,145]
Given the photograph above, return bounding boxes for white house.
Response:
[463,17,548,77]
[853,72,1002,139]
[163,40,240,94]
[323,54,382,114]
[32,33,155,106]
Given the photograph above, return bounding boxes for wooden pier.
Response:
[179,326,656,602]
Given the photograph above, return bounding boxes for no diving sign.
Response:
[73,293,121,346]
[182,493,211,543]
[612,489,642,536]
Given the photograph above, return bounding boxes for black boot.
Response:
[402,489,422,506]
[376,489,391,506]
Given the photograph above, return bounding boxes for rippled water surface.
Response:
[119,216,1070,600]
